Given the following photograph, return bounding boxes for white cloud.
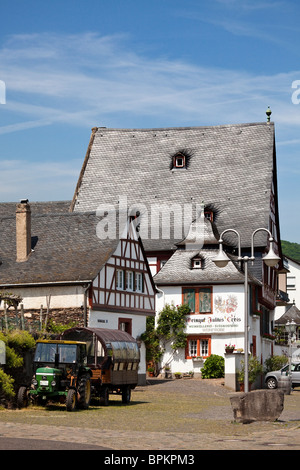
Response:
[0,159,81,201]
[0,31,299,133]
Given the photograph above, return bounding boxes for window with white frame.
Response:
[189,340,198,357]
[136,272,144,292]
[116,269,124,290]
[126,271,134,291]
[200,339,208,357]
[186,336,211,359]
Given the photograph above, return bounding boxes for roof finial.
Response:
[266,106,272,123]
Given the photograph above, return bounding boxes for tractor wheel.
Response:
[17,386,28,409]
[122,385,131,404]
[77,375,91,410]
[66,389,77,411]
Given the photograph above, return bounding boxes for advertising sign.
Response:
[185,287,245,334]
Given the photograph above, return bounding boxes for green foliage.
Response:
[46,319,78,334]
[5,330,35,353]
[0,330,36,402]
[156,303,189,350]
[281,240,300,262]
[141,304,190,364]
[264,355,288,373]
[238,355,263,383]
[0,369,15,399]
[141,316,162,363]
[201,355,224,379]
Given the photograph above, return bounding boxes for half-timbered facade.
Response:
[0,201,156,383]
[89,218,156,330]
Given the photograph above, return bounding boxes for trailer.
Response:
[61,327,140,405]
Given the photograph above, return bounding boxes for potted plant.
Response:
[147,366,155,377]
[225,343,235,353]
[174,372,182,379]
[164,365,171,379]
[237,355,263,391]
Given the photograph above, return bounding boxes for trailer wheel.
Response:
[66,389,77,411]
[77,375,91,409]
[100,386,109,406]
[122,385,131,404]
[17,386,28,409]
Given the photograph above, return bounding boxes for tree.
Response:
[141,303,189,373]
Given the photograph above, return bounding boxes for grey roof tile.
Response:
[0,210,119,285]
[71,123,276,250]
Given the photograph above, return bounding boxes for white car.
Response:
[265,362,300,389]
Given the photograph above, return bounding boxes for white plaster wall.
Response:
[0,285,86,310]
[88,309,148,375]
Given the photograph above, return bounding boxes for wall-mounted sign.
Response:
[185,287,244,334]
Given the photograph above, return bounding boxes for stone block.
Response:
[230,389,284,424]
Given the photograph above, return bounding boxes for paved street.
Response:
[0,378,299,451]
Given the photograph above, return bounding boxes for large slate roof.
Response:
[0,210,119,286]
[71,122,278,252]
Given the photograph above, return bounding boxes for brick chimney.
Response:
[16,199,31,262]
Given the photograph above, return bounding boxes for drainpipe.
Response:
[83,283,91,327]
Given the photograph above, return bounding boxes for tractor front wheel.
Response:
[17,386,28,409]
[66,389,77,411]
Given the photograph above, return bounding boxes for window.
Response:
[189,340,197,357]
[183,287,212,314]
[116,269,145,293]
[118,318,132,335]
[136,272,144,292]
[116,269,124,290]
[126,271,134,291]
[175,155,185,167]
[192,258,203,269]
[204,211,213,221]
[172,152,186,169]
[186,336,211,358]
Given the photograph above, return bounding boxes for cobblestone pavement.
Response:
[0,378,300,451]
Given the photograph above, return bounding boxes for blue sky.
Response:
[0,0,300,242]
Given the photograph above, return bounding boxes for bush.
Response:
[201,355,224,379]
[0,369,15,400]
[0,330,36,404]
[264,355,288,373]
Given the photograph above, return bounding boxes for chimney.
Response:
[16,199,31,262]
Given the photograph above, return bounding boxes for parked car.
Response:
[265,362,300,389]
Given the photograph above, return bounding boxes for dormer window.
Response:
[204,211,213,222]
[192,256,204,269]
[170,149,193,170]
[174,155,185,168]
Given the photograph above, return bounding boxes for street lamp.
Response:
[285,320,297,387]
[213,227,281,393]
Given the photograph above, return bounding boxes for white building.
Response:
[70,120,285,379]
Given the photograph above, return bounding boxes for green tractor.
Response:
[17,340,92,411]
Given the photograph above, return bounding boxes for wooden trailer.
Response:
[61,327,140,404]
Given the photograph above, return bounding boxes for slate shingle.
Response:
[71,123,276,251]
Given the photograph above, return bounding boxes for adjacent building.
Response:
[0,200,156,383]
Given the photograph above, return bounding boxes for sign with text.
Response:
[185,289,244,334]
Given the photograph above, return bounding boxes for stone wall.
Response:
[0,307,85,332]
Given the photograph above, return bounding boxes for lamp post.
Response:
[213,228,280,393]
[285,320,297,384]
